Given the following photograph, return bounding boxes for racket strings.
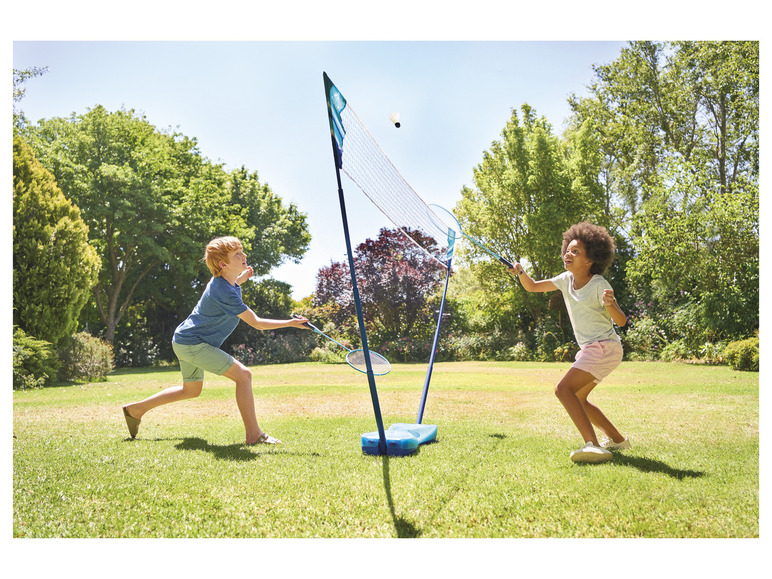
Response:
[346,350,391,375]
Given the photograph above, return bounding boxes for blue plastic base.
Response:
[361,423,438,456]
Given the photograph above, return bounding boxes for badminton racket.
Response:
[296,316,391,375]
[427,204,514,268]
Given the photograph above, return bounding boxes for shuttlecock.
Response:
[389,112,401,128]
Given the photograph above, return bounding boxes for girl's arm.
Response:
[509,264,557,293]
[237,308,309,331]
[602,290,627,327]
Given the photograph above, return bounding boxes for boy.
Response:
[511,222,630,463]
[122,236,309,445]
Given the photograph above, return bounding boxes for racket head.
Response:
[427,204,463,239]
[346,349,391,376]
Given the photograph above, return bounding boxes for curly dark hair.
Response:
[561,222,616,275]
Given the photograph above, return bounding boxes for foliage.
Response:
[22,106,309,346]
[13,136,100,347]
[723,337,759,372]
[231,330,314,366]
[58,332,114,382]
[308,346,347,365]
[569,41,759,350]
[508,342,534,361]
[313,228,446,350]
[622,315,668,361]
[13,327,58,389]
[13,66,48,130]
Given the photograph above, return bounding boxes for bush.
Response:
[230,330,316,366]
[58,332,114,381]
[660,339,693,362]
[308,346,347,364]
[508,342,534,361]
[623,316,668,360]
[13,326,59,389]
[723,336,759,372]
[554,342,580,362]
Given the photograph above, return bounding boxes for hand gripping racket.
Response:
[427,204,514,268]
[296,316,391,376]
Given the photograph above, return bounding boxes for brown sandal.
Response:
[122,406,141,439]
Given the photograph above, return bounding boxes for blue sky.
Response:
[13,40,630,299]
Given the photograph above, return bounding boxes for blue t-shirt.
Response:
[173,276,249,347]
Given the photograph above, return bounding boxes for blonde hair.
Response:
[204,236,243,277]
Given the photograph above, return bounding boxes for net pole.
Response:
[328,132,388,455]
[417,254,452,424]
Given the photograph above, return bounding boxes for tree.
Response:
[568,41,759,219]
[454,105,607,336]
[24,106,310,347]
[313,228,446,345]
[569,41,759,347]
[13,66,48,130]
[13,136,100,346]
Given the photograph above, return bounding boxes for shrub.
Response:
[231,330,316,366]
[58,332,114,381]
[508,342,534,361]
[554,343,580,362]
[13,326,59,389]
[309,346,347,364]
[660,339,693,362]
[623,316,668,360]
[699,342,726,365]
[723,337,759,372]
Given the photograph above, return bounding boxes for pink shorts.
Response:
[572,340,623,383]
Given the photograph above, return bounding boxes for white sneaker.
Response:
[601,437,631,450]
[570,442,613,463]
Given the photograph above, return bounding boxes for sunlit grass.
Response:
[13,361,758,538]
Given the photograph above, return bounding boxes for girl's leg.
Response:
[576,382,625,444]
[554,368,600,445]
[124,381,204,420]
[222,360,264,444]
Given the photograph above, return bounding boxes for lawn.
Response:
[13,361,759,539]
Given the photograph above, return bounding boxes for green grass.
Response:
[13,361,758,538]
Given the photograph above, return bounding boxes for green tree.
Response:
[569,41,759,218]
[570,41,759,345]
[24,106,310,347]
[455,105,606,333]
[13,66,48,131]
[13,136,100,346]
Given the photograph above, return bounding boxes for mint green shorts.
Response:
[172,341,236,383]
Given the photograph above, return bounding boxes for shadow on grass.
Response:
[128,437,323,462]
[382,455,423,538]
[611,453,704,479]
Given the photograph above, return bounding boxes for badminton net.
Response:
[325,74,453,266]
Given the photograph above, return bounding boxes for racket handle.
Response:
[500,257,514,268]
[293,313,313,329]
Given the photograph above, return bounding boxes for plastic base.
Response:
[361,423,438,456]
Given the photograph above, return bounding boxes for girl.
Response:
[511,222,630,463]
[122,236,309,445]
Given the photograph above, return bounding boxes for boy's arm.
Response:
[235,266,254,286]
[237,308,309,331]
[509,264,557,293]
[602,290,627,326]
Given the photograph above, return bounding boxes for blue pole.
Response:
[328,133,388,455]
[417,256,452,424]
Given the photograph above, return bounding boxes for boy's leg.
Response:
[124,381,204,420]
[222,360,264,444]
[554,368,600,445]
